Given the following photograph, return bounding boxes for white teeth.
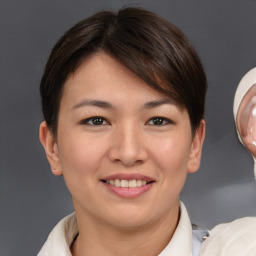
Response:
[106,179,149,188]
[128,180,137,188]
[120,180,129,188]
[115,179,121,187]
[137,180,142,187]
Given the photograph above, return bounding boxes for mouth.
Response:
[100,174,155,198]
[101,179,154,188]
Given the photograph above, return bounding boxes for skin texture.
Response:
[40,52,205,256]
[236,84,256,157]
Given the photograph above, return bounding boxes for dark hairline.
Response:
[40,7,206,137]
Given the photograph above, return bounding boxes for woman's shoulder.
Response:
[37,213,78,256]
[201,217,256,256]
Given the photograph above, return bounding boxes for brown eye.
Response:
[80,116,109,125]
[91,117,104,125]
[152,117,164,125]
[147,117,172,126]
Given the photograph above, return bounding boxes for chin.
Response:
[110,217,152,230]
[104,206,160,230]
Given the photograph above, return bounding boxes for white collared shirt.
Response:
[38,202,256,256]
[38,202,195,256]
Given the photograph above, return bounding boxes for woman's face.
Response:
[40,53,205,229]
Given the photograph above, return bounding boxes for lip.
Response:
[100,173,155,199]
[102,173,154,182]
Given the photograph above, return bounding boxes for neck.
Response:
[71,202,180,256]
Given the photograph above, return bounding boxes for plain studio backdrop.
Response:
[1,0,256,255]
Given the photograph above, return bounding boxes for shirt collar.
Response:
[159,201,192,256]
[38,213,78,256]
[38,202,192,256]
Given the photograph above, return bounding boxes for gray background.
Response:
[1,0,256,255]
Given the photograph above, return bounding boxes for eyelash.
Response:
[80,116,173,126]
[146,117,173,126]
[80,116,110,126]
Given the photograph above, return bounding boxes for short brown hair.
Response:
[40,7,207,135]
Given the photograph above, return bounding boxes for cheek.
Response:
[147,136,190,215]
[151,135,191,175]
[57,133,108,177]
[57,133,111,201]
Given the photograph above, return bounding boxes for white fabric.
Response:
[233,67,256,178]
[38,202,193,256]
[38,213,78,256]
[233,67,256,144]
[233,67,256,126]
[201,217,256,256]
[158,202,193,256]
[37,203,256,256]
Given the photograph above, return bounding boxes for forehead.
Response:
[61,52,183,110]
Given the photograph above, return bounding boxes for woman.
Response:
[38,7,208,256]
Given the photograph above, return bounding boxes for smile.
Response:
[104,179,149,188]
[101,174,155,199]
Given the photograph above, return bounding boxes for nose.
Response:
[108,122,148,166]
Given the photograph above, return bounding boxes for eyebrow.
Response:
[72,98,175,110]
[142,99,175,109]
[72,100,115,110]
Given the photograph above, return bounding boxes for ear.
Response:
[39,121,63,176]
[187,120,206,173]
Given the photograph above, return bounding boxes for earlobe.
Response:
[187,120,206,173]
[39,121,63,176]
